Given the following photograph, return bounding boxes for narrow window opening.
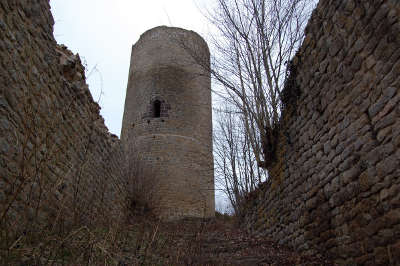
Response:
[153,100,161,118]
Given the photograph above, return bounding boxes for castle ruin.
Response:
[121,26,215,219]
[0,0,399,264]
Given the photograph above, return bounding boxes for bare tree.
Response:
[214,103,267,215]
[206,0,316,168]
[169,0,316,214]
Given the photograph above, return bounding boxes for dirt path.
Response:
[118,217,334,265]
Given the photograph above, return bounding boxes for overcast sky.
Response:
[50,0,231,212]
[49,1,318,213]
[50,0,214,136]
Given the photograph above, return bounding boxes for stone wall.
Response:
[242,0,400,265]
[0,0,127,236]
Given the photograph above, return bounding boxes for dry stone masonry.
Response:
[1,0,399,264]
[242,0,400,265]
[121,26,215,220]
[0,0,127,235]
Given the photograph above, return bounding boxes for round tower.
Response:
[121,26,214,220]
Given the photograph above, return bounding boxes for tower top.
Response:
[132,26,209,57]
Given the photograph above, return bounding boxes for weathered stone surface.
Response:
[0,0,127,235]
[241,0,400,264]
[120,26,214,220]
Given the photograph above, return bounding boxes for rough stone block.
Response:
[374,246,389,265]
[390,240,400,265]
[376,156,398,176]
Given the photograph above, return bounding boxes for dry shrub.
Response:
[126,155,161,217]
[0,84,129,265]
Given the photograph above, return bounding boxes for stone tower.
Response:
[121,26,214,220]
